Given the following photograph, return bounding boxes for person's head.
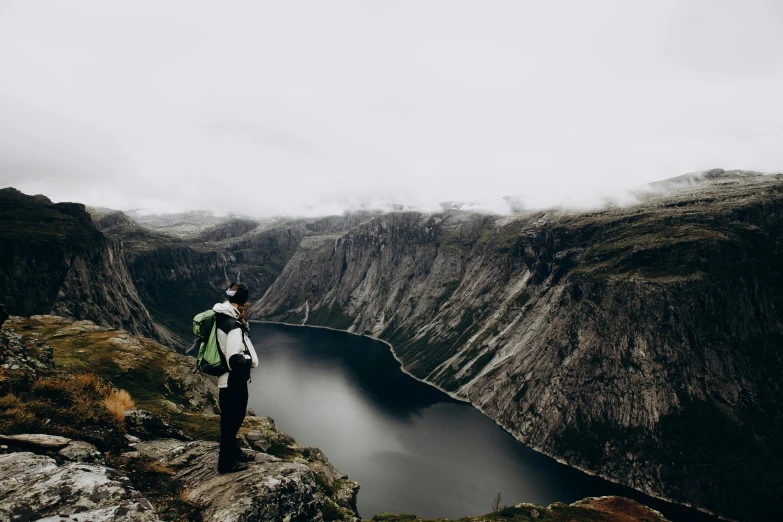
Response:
[226,281,249,307]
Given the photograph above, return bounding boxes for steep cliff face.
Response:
[251,171,783,521]
[0,188,165,342]
[95,209,376,346]
[101,221,308,346]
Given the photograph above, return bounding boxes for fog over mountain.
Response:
[1,1,782,215]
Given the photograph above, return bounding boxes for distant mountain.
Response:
[86,206,382,345]
[0,188,169,343]
[250,170,783,521]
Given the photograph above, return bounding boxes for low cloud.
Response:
[1,1,781,217]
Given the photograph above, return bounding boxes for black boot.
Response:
[235,448,256,462]
[218,462,249,474]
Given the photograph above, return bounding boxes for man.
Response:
[213,281,259,473]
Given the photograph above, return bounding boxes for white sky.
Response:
[1,1,782,216]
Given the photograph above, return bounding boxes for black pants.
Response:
[218,383,248,471]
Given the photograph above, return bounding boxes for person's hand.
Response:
[229,354,251,371]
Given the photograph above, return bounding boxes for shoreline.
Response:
[252,319,729,522]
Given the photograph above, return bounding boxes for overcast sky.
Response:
[1,1,782,216]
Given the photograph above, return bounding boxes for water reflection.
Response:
[248,323,717,521]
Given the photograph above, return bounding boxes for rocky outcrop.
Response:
[124,410,191,441]
[239,415,360,517]
[92,209,135,231]
[128,439,327,522]
[0,188,166,343]
[0,451,160,522]
[0,426,361,522]
[3,314,219,416]
[251,171,783,521]
[0,326,53,375]
[1,314,361,521]
[0,434,103,464]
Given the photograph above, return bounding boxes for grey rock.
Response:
[132,439,325,522]
[58,440,103,464]
[124,409,190,441]
[241,430,271,452]
[0,434,71,450]
[0,452,160,521]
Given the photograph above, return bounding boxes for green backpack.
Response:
[192,310,228,376]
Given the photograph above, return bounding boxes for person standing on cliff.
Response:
[213,281,259,473]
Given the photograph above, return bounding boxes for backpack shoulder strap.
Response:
[215,313,238,335]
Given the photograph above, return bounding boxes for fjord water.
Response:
[248,323,717,521]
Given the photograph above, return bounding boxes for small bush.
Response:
[492,492,503,512]
[104,389,135,421]
[0,393,40,432]
[0,370,128,453]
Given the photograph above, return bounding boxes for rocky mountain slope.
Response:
[92,207,379,346]
[0,188,169,343]
[251,170,783,522]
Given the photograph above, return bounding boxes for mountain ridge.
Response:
[250,170,783,521]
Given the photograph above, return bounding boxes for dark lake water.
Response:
[247,323,718,521]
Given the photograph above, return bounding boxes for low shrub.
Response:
[104,389,135,421]
[0,370,132,453]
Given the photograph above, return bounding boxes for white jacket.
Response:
[212,301,258,389]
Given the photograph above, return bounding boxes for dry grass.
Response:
[0,392,38,428]
[0,370,129,452]
[104,389,135,421]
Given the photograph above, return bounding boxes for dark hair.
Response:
[226,282,249,305]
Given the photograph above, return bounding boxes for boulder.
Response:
[58,440,103,464]
[124,409,190,441]
[0,434,71,450]
[0,452,160,521]
[241,430,270,452]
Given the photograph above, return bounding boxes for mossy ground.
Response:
[7,316,223,441]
